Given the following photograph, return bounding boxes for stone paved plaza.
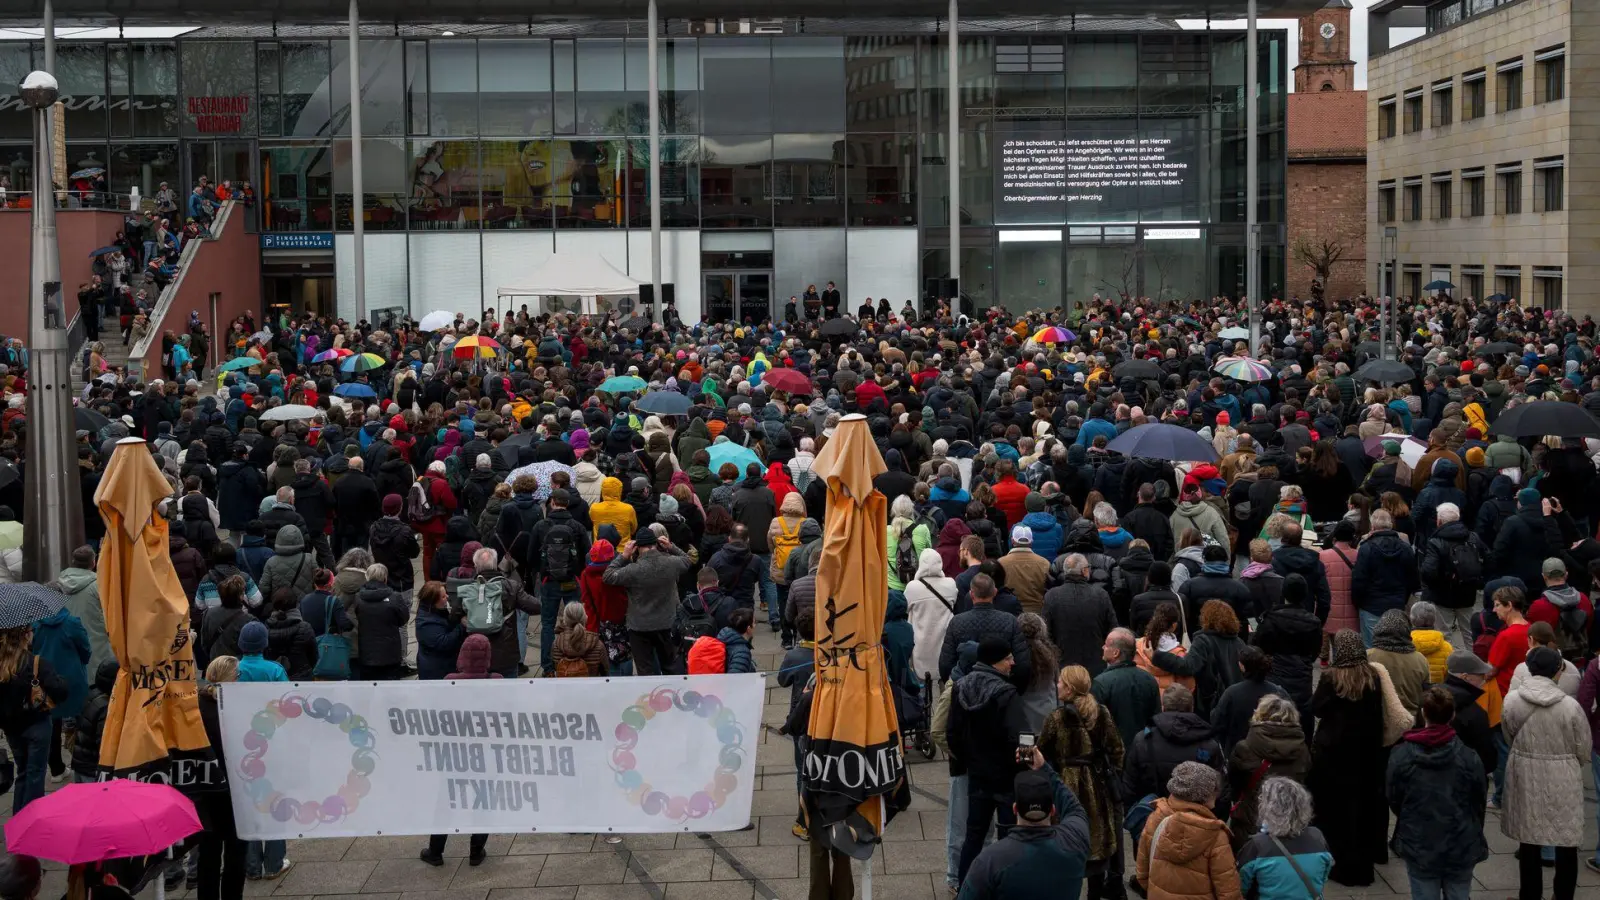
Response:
[15,624,1600,900]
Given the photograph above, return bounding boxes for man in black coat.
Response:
[532,420,578,466]
[1351,509,1420,633]
[947,636,1029,885]
[1041,553,1118,677]
[1119,683,1225,806]
[820,281,841,319]
[939,574,1031,687]
[289,459,335,568]
[216,443,265,533]
[1178,544,1256,633]
[330,456,381,558]
[1119,484,1174,563]
[1490,488,1569,598]
[259,486,310,549]
[1269,521,1331,623]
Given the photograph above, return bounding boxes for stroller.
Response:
[893,673,938,760]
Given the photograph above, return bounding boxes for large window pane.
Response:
[405,42,428,134]
[181,42,257,137]
[576,40,634,135]
[480,139,552,229]
[1142,231,1207,303]
[0,45,30,139]
[280,42,331,137]
[644,39,698,134]
[1139,34,1212,109]
[333,137,407,230]
[773,133,844,227]
[922,37,994,130]
[847,133,915,226]
[260,142,333,231]
[109,45,129,137]
[625,136,700,227]
[257,44,281,136]
[773,38,845,132]
[0,143,34,196]
[701,40,771,134]
[998,239,1062,314]
[846,36,918,133]
[479,41,551,135]
[109,143,179,198]
[701,134,771,228]
[1068,36,1137,112]
[333,39,405,137]
[125,43,180,138]
[409,139,478,228]
[428,42,478,136]
[553,138,625,228]
[995,38,1064,112]
[59,44,107,139]
[1140,116,1203,221]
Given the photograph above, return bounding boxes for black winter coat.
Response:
[264,609,318,679]
[1440,676,1497,777]
[1150,630,1245,717]
[1270,545,1331,624]
[1120,504,1174,562]
[330,471,382,541]
[938,605,1032,687]
[1386,734,1489,877]
[216,459,265,531]
[71,660,119,776]
[1251,604,1323,710]
[353,582,410,667]
[1119,711,1225,805]
[291,472,334,536]
[1491,508,1566,591]
[1351,529,1420,615]
[1418,521,1489,608]
[1041,575,1118,677]
[946,664,1028,793]
[368,516,420,592]
[1177,572,1255,636]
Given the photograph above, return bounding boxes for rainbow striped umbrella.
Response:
[339,352,388,373]
[1031,326,1076,344]
[1213,357,1275,382]
[449,335,504,359]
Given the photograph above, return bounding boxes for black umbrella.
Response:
[620,315,652,331]
[1112,359,1163,381]
[1477,341,1521,355]
[0,583,67,630]
[0,460,18,490]
[820,318,859,338]
[1488,401,1600,439]
[1484,293,1510,303]
[499,432,537,451]
[1353,359,1416,385]
[75,407,110,433]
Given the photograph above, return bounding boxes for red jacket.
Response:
[579,563,627,625]
[413,473,457,537]
[991,474,1030,528]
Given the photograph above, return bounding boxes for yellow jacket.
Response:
[590,477,638,542]
[1410,629,1454,685]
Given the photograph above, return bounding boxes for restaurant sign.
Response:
[188,95,250,134]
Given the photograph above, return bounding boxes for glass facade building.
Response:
[0,26,1287,322]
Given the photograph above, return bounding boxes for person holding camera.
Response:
[948,635,1031,887]
[602,527,692,676]
[957,744,1092,900]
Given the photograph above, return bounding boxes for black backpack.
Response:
[542,522,580,582]
[1445,538,1485,593]
[675,591,717,647]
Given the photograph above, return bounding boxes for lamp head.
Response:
[18,71,58,109]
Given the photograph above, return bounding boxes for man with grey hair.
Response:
[1092,626,1161,751]
[354,562,409,680]
[1418,501,1487,646]
[1122,684,1225,807]
[259,484,308,548]
[1351,508,1418,645]
[1041,551,1116,676]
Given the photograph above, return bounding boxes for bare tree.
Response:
[1293,236,1346,306]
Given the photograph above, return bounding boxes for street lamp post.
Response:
[20,69,83,583]
[1382,225,1398,360]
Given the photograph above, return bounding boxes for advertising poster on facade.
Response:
[217,675,764,839]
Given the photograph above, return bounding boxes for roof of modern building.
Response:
[1287,90,1366,161]
[176,16,1184,38]
[0,0,1329,25]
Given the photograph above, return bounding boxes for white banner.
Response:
[217,675,766,839]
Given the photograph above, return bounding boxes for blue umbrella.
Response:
[333,383,377,400]
[634,391,691,416]
[598,375,647,394]
[87,245,122,258]
[215,357,261,373]
[1106,423,1219,463]
[707,440,762,476]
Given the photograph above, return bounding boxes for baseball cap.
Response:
[1013,769,1054,824]
[1010,524,1033,545]
[1542,557,1567,578]
[1446,649,1493,677]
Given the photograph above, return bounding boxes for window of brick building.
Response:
[1403,89,1423,132]
[1462,70,1486,119]
[1461,268,1483,300]
[1431,80,1453,126]
[1432,173,1452,219]
[1380,181,1396,222]
[1497,58,1523,112]
[1534,157,1564,212]
[1403,178,1422,221]
[1495,267,1521,302]
[1535,46,1564,103]
[1462,169,1485,217]
[1379,96,1397,138]
[1534,268,1562,309]
[1496,163,1522,214]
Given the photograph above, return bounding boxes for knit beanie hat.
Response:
[1465,447,1486,468]
[1525,646,1563,679]
[238,621,269,654]
[1166,761,1220,805]
[1518,488,1542,511]
[657,495,679,517]
[1025,493,1046,513]
[382,493,404,516]
[1329,629,1366,668]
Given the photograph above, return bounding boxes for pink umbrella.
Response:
[4,781,201,864]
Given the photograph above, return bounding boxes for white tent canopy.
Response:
[496,251,643,298]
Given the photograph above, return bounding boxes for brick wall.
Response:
[1287,159,1369,302]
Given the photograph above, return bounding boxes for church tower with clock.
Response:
[1295,0,1355,93]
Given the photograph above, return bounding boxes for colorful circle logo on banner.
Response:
[610,686,746,823]
[237,694,377,828]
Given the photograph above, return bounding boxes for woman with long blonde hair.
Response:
[0,624,67,815]
[1037,665,1124,899]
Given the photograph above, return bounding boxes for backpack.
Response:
[772,518,803,574]
[677,591,717,643]
[1554,597,1591,659]
[895,516,934,585]
[1471,610,1499,661]
[554,656,589,678]
[1445,538,1485,594]
[312,596,351,680]
[406,479,439,525]
[542,522,580,582]
[687,635,726,674]
[460,575,507,634]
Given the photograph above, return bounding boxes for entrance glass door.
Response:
[704,273,735,323]
[737,272,771,324]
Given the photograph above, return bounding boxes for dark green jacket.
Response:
[1090,660,1162,752]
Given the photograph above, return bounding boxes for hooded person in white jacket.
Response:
[903,548,957,684]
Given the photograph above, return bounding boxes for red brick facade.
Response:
[1287,159,1368,302]
[1286,0,1367,303]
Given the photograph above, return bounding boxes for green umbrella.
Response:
[216,357,261,373]
[598,375,646,394]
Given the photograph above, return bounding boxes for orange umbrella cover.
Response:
[95,438,214,784]
[804,414,904,833]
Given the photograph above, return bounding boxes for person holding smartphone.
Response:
[949,636,1031,887]
[957,745,1091,900]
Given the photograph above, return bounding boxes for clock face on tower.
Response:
[1320,22,1336,40]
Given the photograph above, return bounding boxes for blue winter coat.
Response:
[415,605,466,682]
[1019,511,1064,563]
[717,627,755,674]
[1236,828,1334,900]
[32,609,92,719]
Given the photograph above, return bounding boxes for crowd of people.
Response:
[0,284,1598,900]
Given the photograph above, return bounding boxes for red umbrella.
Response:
[4,781,201,864]
[762,367,813,395]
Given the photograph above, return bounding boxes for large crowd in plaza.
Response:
[1,266,1599,900]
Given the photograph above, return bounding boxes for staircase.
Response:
[69,275,145,401]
